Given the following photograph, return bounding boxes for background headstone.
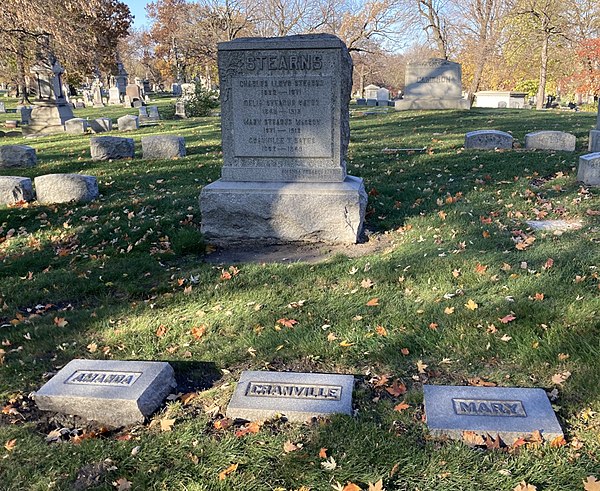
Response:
[117,114,139,131]
[0,145,37,168]
[200,34,367,245]
[525,131,576,151]
[590,105,600,152]
[90,118,113,133]
[577,152,600,186]
[0,176,34,205]
[65,118,88,134]
[0,102,5,113]
[34,174,99,203]
[108,86,121,105]
[90,136,134,160]
[175,100,187,119]
[142,135,185,159]
[465,130,513,149]
[34,359,176,427]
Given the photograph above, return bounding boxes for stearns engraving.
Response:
[65,370,142,387]
[245,381,342,400]
[452,398,526,417]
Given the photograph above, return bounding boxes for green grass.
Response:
[0,101,599,490]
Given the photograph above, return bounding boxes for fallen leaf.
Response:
[513,481,537,491]
[385,379,407,397]
[400,347,409,356]
[53,317,68,328]
[180,392,197,405]
[191,325,206,340]
[160,418,176,432]
[543,258,554,270]
[428,322,438,330]
[276,318,298,328]
[283,440,300,453]
[368,479,385,491]
[394,401,410,412]
[213,418,233,431]
[113,478,132,490]
[234,421,261,437]
[218,463,238,480]
[327,332,338,342]
[468,377,496,387]
[375,325,387,336]
[462,431,485,446]
[499,313,516,324]
[584,476,600,491]
[4,438,16,451]
[339,340,354,347]
[416,360,428,374]
[321,456,337,471]
[366,298,380,306]
[475,263,488,274]
[156,324,167,337]
[550,435,567,448]
[444,307,454,315]
[551,371,571,385]
[342,483,361,491]
[361,278,374,289]
[465,299,478,310]
[318,448,328,459]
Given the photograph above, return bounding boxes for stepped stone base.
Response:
[200,176,367,245]
[395,98,470,111]
[22,102,74,137]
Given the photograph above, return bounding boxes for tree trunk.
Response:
[468,43,487,107]
[536,33,549,110]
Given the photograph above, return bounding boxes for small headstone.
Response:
[89,118,113,133]
[356,98,366,106]
[526,219,583,231]
[117,114,139,132]
[424,385,563,444]
[147,105,160,121]
[34,359,176,427]
[465,130,513,149]
[123,95,132,108]
[75,99,85,109]
[108,86,121,105]
[0,102,5,113]
[226,370,354,422]
[577,152,600,186]
[20,107,32,125]
[90,136,134,160]
[525,131,576,151]
[34,174,99,204]
[132,99,143,109]
[366,99,377,106]
[142,135,185,159]
[0,145,37,168]
[175,100,187,119]
[589,130,600,152]
[138,106,149,122]
[125,83,142,104]
[0,176,34,205]
[64,118,88,134]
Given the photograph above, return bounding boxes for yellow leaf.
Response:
[366,298,379,306]
[339,340,354,347]
[584,476,600,491]
[417,360,428,374]
[180,392,197,405]
[4,438,16,451]
[53,317,68,328]
[438,210,447,220]
[368,479,385,491]
[160,418,176,432]
[444,307,454,315]
[513,481,537,491]
[464,299,478,310]
[218,463,238,480]
[375,325,387,336]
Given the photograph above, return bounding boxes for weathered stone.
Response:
[141,135,185,159]
[0,145,37,168]
[200,177,367,245]
[64,118,88,134]
[147,105,160,121]
[117,114,139,132]
[424,385,563,444]
[22,103,74,136]
[589,130,600,152]
[465,130,513,149]
[395,59,470,111]
[19,106,32,125]
[0,102,5,113]
[0,176,34,205]
[34,359,176,427]
[226,370,354,422]
[90,136,134,160]
[200,34,366,244]
[525,131,576,151]
[4,121,18,129]
[577,152,600,186]
[175,100,187,119]
[34,174,98,203]
[526,220,582,231]
[89,118,113,133]
[108,86,121,105]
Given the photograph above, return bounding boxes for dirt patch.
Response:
[203,228,397,265]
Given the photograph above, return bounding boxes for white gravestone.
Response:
[525,131,576,151]
[396,59,469,111]
[200,34,367,245]
[577,152,600,186]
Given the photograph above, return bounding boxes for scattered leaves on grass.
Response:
[444,307,454,314]
[218,463,238,480]
[321,456,337,471]
[584,476,600,491]
[416,360,428,374]
[234,422,261,437]
[513,481,536,491]
[385,379,407,397]
[375,325,387,336]
[160,418,176,432]
[464,299,478,310]
[361,278,374,289]
[368,479,385,491]
[366,298,379,306]
[276,318,298,328]
[475,263,487,274]
[552,371,571,385]
[283,440,301,453]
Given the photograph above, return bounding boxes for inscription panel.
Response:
[65,370,142,387]
[404,59,462,100]
[245,381,342,400]
[452,398,526,417]
[233,76,332,159]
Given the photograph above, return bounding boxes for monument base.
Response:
[395,98,470,111]
[22,102,74,137]
[589,130,600,152]
[200,176,367,245]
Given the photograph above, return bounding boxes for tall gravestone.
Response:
[200,34,367,244]
[23,47,74,137]
[395,59,469,111]
[590,104,600,152]
[115,61,128,96]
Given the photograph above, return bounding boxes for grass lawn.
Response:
[0,97,599,490]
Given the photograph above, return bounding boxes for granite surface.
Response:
[465,130,513,149]
[577,152,600,186]
[525,131,576,151]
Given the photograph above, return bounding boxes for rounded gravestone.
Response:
[0,145,37,168]
[117,114,139,132]
[577,152,600,186]
[34,174,99,204]
[90,118,113,133]
[0,176,34,205]
[90,136,135,161]
[141,135,186,159]
[65,118,88,135]
[525,131,576,151]
[465,130,513,149]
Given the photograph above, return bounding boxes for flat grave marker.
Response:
[226,370,354,422]
[34,359,176,427]
[424,385,563,444]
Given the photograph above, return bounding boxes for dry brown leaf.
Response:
[551,371,571,385]
[283,440,300,453]
[156,324,167,337]
[160,418,176,432]
[180,392,197,405]
[213,418,233,431]
[549,435,566,448]
[318,447,328,459]
[462,431,485,446]
[113,478,132,490]
[234,421,261,437]
[327,332,338,342]
[361,278,374,288]
[4,438,16,451]
[218,463,238,480]
[584,476,600,491]
[385,379,407,397]
[468,377,497,387]
[368,479,385,491]
[366,298,379,306]
[53,317,68,328]
[342,483,362,491]
[400,348,409,356]
[416,360,428,374]
[393,401,410,412]
[513,481,537,491]
[375,325,387,336]
[191,325,206,340]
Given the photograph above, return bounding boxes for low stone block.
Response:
[577,152,600,186]
[589,130,600,152]
[141,135,185,159]
[525,131,576,151]
[89,117,113,133]
[34,174,99,204]
[34,359,176,427]
[526,220,582,231]
[395,98,470,110]
[90,136,134,161]
[200,176,367,245]
[0,176,34,205]
[226,370,354,422]
[117,114,139,132]
[424,385,563,444]
[465,130,513,149]
[0,145,37,168]
[65,118,88,134]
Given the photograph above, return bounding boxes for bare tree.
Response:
[416,0,450,59]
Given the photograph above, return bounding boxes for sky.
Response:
[124,0,150,29]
